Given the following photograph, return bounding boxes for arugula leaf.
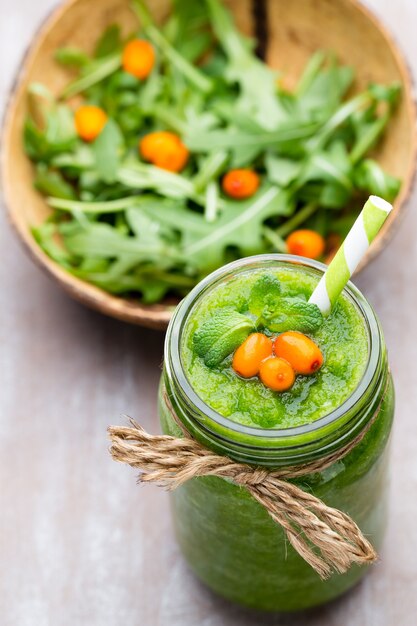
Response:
[193,307,255,367]
[34,165,76,200]
[259,298,323,333]
[193,150,229,192]
[51,144,95,173]
[301,142,353,191]
[93,119,124,183]
[94,24,121,58]
[73,265,192,302]
[368,82,401,105]
[61,53,121,98]
[32,223,72,267]
[184,186,293,269]
[117,161,199,200]
[353,159,401,202]
[55,47,89,68]
[24,88,76,162]
[60,221,179,262]
[262,226,287,253]
[205,0,286,130]
[164,0,212,62]
[307,92,370,152]
[125,207,165,245]
[265,154,303,187]
[298,60,354,119]
[204,181,219,222]
[133,0,213,93]
[319,182,351,209]
[47,195,143,213]
[296,51,326,96]
[185,121,320,152]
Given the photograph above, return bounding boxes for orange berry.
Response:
[74,105,107,142]
[273,331,323,375]
[232,333,273,378]
[139,131,189,172]
[286,229,325,260]
[259,357,295,392]
[222,169,260,199]
[122,39,155,79]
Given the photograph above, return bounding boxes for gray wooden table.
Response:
[1,1,417,624]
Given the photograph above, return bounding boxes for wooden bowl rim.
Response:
[2,0,417,330]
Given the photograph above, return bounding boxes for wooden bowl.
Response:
[2,0,416,329]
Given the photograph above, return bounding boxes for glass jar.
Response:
[158,255,394,612]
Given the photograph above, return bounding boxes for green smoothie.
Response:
[160,255,394,611]
[181,265,368,429]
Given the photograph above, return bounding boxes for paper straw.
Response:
[309,195,393,315]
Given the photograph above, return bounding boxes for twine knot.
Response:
[108,385,388,579]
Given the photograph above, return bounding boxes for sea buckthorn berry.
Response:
[232,333,273,378]
[259,357,295,392]
[122,39,155,79]
[139,131,189,172]
[222,169,260,199]
[273,331,323,375]
[74,105,108,142]
[286,229,325,260]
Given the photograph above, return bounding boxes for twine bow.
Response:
[108,388,386,579]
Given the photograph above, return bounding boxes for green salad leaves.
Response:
[25,0,401,304]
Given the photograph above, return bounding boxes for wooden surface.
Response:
[1,1,417,624]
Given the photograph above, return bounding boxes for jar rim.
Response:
[165,254,382,449]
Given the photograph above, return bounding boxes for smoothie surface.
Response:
[181,265,369,429]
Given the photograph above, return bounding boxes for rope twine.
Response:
[108,381,388,579]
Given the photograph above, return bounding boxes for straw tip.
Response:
[369,195,393,214]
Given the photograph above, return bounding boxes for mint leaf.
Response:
[193,307,255,368]
[260,298,323,333]
[248,273,282,316]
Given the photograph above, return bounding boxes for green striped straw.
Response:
[309,195,393,315]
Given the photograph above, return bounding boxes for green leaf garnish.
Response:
[248,273,282,316]
[193,308,255,368]
[259,298,323,333]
